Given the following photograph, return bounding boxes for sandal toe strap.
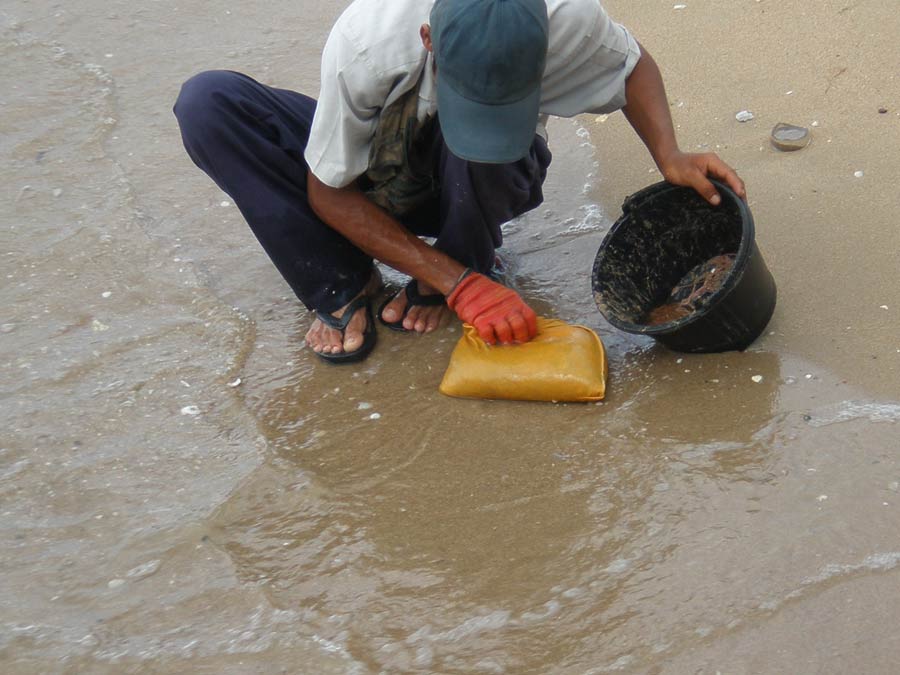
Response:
[316,295,369,331]
[404,280,445,307]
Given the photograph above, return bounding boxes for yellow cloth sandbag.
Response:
[439,318,607,402]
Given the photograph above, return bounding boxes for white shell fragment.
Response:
[735,110,754,122]
[126,560,161,579]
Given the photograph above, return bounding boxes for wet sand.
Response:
[3,1,900,673]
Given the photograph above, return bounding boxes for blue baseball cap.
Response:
[430,0,549,164]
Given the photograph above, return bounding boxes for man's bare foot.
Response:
[305,272,382,356]
[380,281,451,333]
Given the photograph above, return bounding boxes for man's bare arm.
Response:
[622,42,746,204]
[307,171,538,344]
[307,172,466,294]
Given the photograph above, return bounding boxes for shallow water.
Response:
[3,2,900,673]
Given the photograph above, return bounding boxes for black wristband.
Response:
[447,267,474,297]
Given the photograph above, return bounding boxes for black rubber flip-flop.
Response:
[378,280,445,332]
[314,295,377,364]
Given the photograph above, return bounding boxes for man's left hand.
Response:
[659,150,747,206]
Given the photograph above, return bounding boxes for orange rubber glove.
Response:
[446,270,538,345]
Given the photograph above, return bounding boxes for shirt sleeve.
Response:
[304,25,389,188]
[541,0,642,117]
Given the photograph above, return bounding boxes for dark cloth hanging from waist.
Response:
[362,78,438,217]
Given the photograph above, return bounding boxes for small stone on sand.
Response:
[770,122,810,151]
[735,110,754,123]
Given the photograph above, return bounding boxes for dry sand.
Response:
[601,0,900,399]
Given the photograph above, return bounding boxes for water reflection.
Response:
[206,298,787,670]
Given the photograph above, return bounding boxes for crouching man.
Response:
[174,0,745,363]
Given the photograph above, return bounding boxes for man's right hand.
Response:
[446,271,538,345]
[659,150,747,206]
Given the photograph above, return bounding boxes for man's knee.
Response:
[470,138,549,187]
[173,70,243,136]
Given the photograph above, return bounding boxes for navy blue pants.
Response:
[173,70,551,313]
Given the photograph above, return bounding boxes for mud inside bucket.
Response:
[591,180,776,353]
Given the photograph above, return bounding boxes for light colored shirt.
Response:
[305,0,641,188]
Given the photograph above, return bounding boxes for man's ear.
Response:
[420,24,433,52]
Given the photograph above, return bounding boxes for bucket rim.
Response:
[592,179,756,336]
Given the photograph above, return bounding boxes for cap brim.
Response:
[437,77,540,164]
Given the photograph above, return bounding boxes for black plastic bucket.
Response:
[591,180,776,353]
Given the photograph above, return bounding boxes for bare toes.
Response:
[342,307,367,352]
[382,293,407,324]
[305,323,324,353]
[325,328,343,354]
[404,305,422,332]
[423,306,445,333]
